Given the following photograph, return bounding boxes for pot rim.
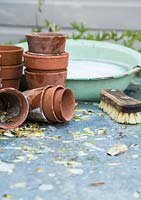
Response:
[41,85,64,123]
[0,45,23,53]
[0,88,29,129]
[24,68,67,75]
[40,85,53,123]
[55,88,75,121]
[1,63,23,68]
[24,51,69,59]
[26,32,66,38]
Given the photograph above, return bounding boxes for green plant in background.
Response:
[16,0,141,52]
[44,19,61,32]
[32,0,61,32]
[32,0,45,32]
[68,22,141,52]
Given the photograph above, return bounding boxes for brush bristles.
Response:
[99,100,141,124]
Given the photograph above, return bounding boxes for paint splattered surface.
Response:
[0,87,141,200]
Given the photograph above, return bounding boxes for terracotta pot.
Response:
[2,78,21,89]
[23,87,45,110]
[0,45,23,66]
[0,64,23,89]
[23,85,75,123]
[53,88,75,121]
[1,64,23,79]
[41,85,64,122]
[23,52,69,71]
[0,55,2,88]
[26,32,66,54]
[23,85,53,123]
[0,88,29,129]
[25,69,67,89]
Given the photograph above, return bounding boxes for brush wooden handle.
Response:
[100,89,141,113]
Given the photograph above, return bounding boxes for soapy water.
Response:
[67,60,130,79]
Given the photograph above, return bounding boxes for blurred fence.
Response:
[0,0,141,43]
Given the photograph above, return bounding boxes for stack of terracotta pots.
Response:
[0,45,23,89]
[0,33,76,130]
[23,32,68,89]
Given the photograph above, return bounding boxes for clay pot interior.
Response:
[26,32,66,54]
[23,52,69,71]
[54,88,75,121]
[0,88,29,129]
[41,85,64,122]
[25,69,67,89]
[0,45,23,66]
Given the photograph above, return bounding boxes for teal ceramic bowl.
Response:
[65,39,141,101]
[18,39,141,101]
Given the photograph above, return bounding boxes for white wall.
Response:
[0,0,141,43]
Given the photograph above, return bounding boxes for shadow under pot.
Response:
[23,52,69,71]
[0,45,23,66]
[0,88,29,129]
[1,64,23,89]
[25,69,67,89]
[26,32,66,54]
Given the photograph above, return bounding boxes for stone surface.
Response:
[0,89,141,199]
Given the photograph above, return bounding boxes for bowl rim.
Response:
[65,39,141,81]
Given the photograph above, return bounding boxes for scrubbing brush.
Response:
[99,89,141,124]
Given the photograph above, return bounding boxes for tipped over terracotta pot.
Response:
[24,52,69,71]
[26,32,66,54]
[0,45,23,66]
[0,88,29,129]
[25,69,67,89]
[24,85,75,123]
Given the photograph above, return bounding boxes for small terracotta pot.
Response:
[53,88,75,121]
[23,52,69,71]
[2,78,21,89]
[41,85,64,122]
[23,87,45,110]
[24,85,53,123]
[26,32,66,54]
[1,64,23,79]
[0,45,23,66]
[0,88,29,129]
[25,69,67,89]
